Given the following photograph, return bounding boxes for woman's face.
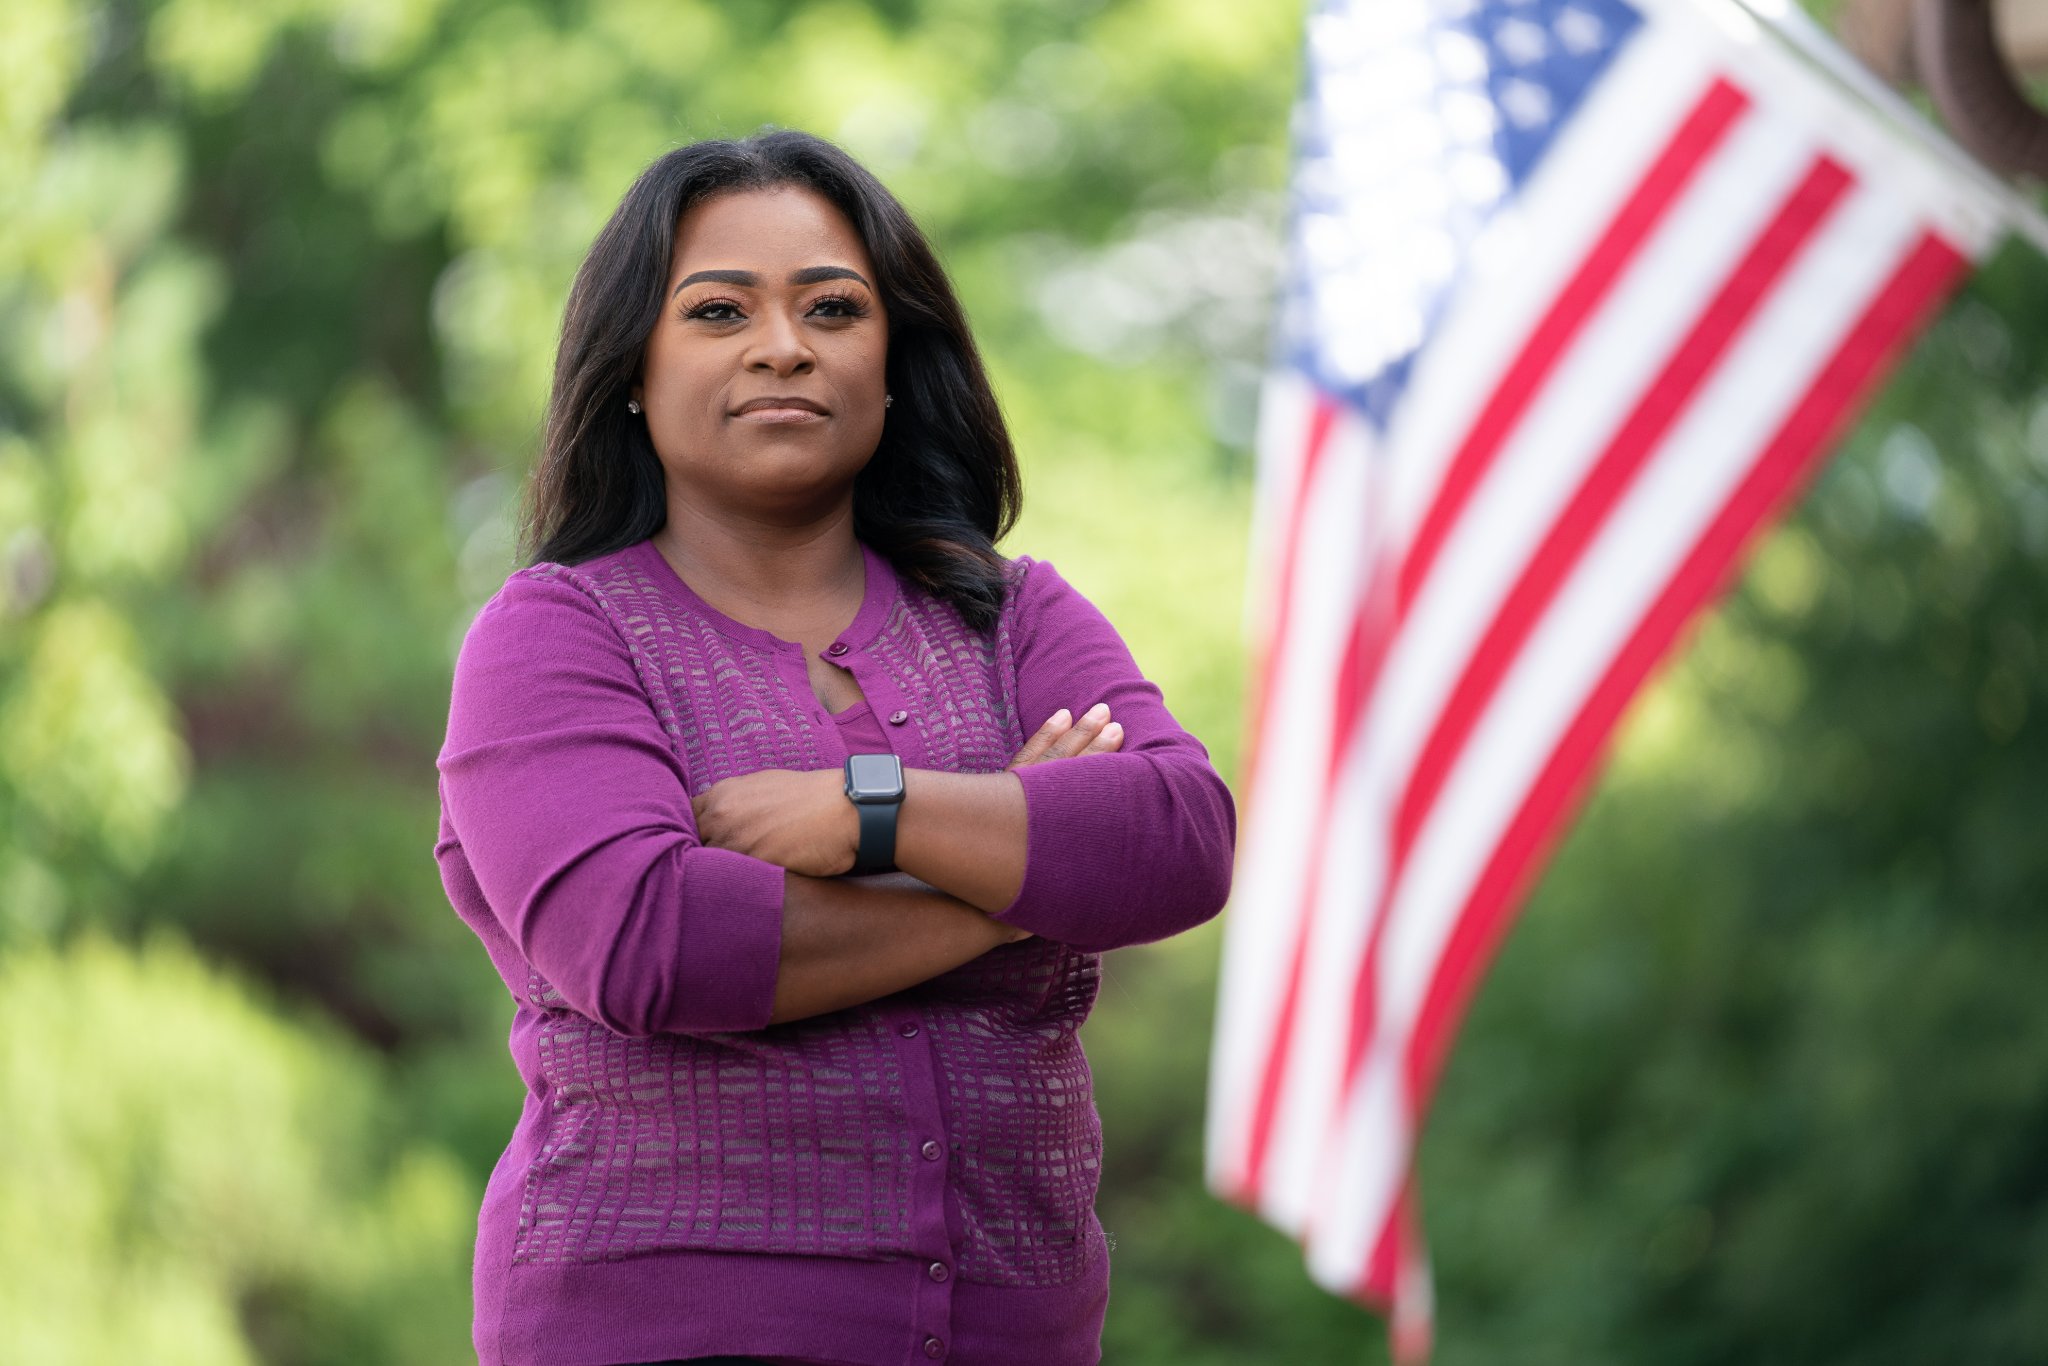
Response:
[636,185,890,524]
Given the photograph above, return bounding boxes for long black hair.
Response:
[520,129,1023,630]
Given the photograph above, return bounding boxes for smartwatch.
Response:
[843,752,905,874]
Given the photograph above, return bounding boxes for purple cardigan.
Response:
[435,537,1234,1366]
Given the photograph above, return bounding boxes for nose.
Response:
[743,304,815,377]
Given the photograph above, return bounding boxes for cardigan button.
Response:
[826,642,849,657]
[888,709,908,725]
[923,1337,945,1359]
[927,1260,950,1283]
[920,1139,942,1162]
[899,1020,920,1038]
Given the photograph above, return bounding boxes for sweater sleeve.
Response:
[436,569,787,1036]
[995,557,1236,950]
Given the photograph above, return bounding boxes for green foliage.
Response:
[3,0,2047,1362]
[0,933,473,1364]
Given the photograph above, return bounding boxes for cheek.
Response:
[643,344,728,422]
[861,327,889,382]
[831,331,890,398]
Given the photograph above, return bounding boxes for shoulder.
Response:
[998,552,1057,611]
[455,547,658,685]
[998,552,1108,634]
[464,563,602,648]
[445,551,664,747]
[464,544,649,646]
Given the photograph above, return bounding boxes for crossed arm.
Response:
[438,560,1234,1038]
[716,705,1125,1024]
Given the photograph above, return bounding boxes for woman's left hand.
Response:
[692,769,858,877]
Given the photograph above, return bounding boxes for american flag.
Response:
[1204,0,2007,1356]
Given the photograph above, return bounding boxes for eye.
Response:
[681,298,744,323]
[808,293,869,319]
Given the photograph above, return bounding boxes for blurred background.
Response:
[3,0,2047,1362]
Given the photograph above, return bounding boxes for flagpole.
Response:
[1727,0,2048,257]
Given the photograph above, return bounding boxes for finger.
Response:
[1011,708,1072,767]
[1082,720,1124,754]
[1045,702,1111,759]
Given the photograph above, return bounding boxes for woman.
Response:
[435,129,1235,1366]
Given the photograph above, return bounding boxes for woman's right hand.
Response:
[1008,703,1123,769]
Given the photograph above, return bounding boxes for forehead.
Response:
[669,186,874,280]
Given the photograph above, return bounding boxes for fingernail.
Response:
[1085,702,1109,721]
[1103,722,1122,737]
[1052,708,1071,726]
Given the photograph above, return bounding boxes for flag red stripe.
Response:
[1233,86,1749,1201]
[1234,815,1330,1200]
[1360,1173,1419,1308]
[1223,396,1345,1202]
[1398,230,1968,1130]
[1343,227,1963,1313]
[1342,153,1857,1085]
[1396,79,1749,618]
[1239,395,1344,804]
[1392,155,1852,866]
[1214,1,1992,1348]
[1236,551,1396,1197]
[1339,154,1854,1110]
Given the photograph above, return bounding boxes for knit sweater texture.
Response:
[434,537,1235,1366]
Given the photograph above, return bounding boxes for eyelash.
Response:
[808,292,867,318]
[679,293,869,323]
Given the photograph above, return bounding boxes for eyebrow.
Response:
[672,266,872,297]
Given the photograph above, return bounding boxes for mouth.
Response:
[731,396,829,423]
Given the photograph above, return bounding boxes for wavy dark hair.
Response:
[520,130,1023,629]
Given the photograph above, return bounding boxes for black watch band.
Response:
[844,753,904,875]
[851,800,899,875]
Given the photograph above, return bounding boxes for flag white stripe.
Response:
[1373,113,1814,803]
[1213,36,1737,1199]
[1382,183,1919,1047]
[1382,25,1727,551]
[1206,371,1328,1189]
[1636,0,2022,251]
[1206,402,1375,1189]
[1256,735,1388,1230]
[1210,3,2007,1346]
[1302,180,1925,1289]
[1241,106,1818,1216]
[1212,31,1744,1196]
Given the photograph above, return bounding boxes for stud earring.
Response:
[883,394,894,408]
[627,399,642,414]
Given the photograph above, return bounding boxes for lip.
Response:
[731,396,829,422]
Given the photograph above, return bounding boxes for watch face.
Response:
[846,753,903,800]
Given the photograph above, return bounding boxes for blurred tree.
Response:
[0,933,473,1364]
[2,0,1293,1357]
